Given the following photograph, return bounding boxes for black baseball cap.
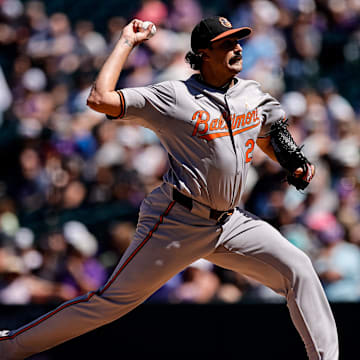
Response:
[191,16,252,53]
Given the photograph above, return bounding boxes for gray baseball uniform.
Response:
[0,75,338,360]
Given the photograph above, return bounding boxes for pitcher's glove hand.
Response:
[286,154,315,191]
[270,119,314,191]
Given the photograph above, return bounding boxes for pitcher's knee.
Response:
[288,249,317,286]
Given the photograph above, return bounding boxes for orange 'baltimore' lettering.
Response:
[234,114,245,129]
[245,111,252,124]
[192,110,210,136]
[218,114,226,130]
[252,109,259,122]
[191,108,261,141]
[209,118,218,131]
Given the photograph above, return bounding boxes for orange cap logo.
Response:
[219,17,232,28]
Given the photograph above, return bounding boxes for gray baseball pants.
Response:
[0,183,338,359]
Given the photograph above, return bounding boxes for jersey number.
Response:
[245,139,255,163]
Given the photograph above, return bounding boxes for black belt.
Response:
[172,189,234,224]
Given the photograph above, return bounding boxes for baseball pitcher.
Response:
[0,16,338,360]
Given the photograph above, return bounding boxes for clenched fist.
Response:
[120,19,156,47]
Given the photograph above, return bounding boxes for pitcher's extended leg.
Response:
[206,208,338,360]
[0,189,219,360]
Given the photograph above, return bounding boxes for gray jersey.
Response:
[118,74,285,210]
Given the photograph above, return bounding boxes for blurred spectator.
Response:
[36,232,68,282]
[13,148,50,212]
[134,0,169,26]
[172,259,220,303]
[100,221,136,272]
[59,221,106,295]
[0,244,76,304]
[310,213,360,302]
[166,0,203,32]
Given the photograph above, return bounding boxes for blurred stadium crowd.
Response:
[0,0,360,305]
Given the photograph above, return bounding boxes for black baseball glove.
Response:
[269,119,314,191]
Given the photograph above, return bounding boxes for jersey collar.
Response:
[191,74,239,93]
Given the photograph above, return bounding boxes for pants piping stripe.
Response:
[0,200,176,341]
[99,200,175,295]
